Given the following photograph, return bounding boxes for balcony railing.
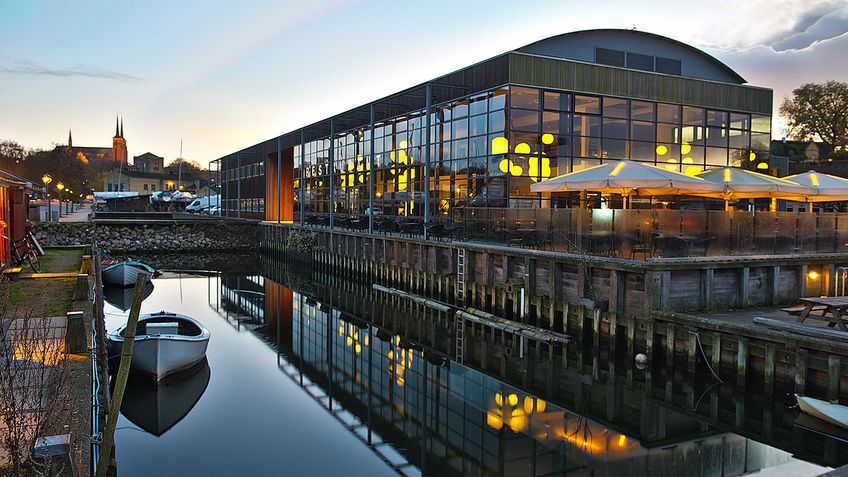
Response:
[296,208,848,259]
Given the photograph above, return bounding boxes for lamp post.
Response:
[56,182,65,218]
[41,174,52,221]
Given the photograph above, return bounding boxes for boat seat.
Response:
[146,322,179,335]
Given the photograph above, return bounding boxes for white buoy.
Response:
[635,353,648,369]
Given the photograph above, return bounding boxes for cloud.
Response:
[0,57,144,82]
[767,4,848,51]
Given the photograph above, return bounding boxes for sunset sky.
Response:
[1,0,846,166]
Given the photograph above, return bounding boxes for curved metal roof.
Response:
[516,29,746,84]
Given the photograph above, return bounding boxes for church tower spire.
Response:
[112,114,128,164]
[114,115,120,138]
[68,128,72,147]
[120,117,124,138]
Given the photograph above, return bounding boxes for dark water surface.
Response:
[104,255,846,476]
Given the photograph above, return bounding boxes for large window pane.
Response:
[603,118,628,139]
[706,147,728,166]
[452,117,468,139]
[489,111,505,133]
[657,103,680,123]
[544,91,571,111]
[706,127,727,147]
[751,114,771,133]
[657,123,679,143]
[469,114,486,137]
[469,96,487,116]
[603,97,628,118]
[751,132,770,150]
[603,139,627,159]
[572,114,602,137]
[490,90,507,110]
[729,129,750,149]
[730,112,750,131]
[631,121,655,142]
[510,108,539,132]
[707,110,728,128]
[631,100,655,121]
[510,86,539,109]
[572,136,602,158]
[683,106,704,125]
[631,141,655,161]
[574,95,601,114]
[543,111,571,135]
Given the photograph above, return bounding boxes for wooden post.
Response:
[796,349,808,395]
[828,355,841,401]
[737,337,748,388]
[95,274,149,477]
[765,344,775,395]
[665,323,675,368]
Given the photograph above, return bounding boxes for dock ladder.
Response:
[455,313,465,364]
[457,248,466,304]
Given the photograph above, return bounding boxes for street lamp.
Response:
[41,174,52,222]
[56,182,65,217]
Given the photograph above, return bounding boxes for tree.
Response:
[780,81,848,149]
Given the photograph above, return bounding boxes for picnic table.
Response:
[795,297,848,331]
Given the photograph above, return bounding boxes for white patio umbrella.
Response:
[694,167,817,210]
[782,170,848,210]
[529,160,724,208]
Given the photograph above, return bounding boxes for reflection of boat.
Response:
[120,359,211,436]
[102,260,156,287]
[796,394,848,430]
[108,311,210,380]
[104,281,154,311]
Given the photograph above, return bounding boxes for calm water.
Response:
[103,255,846,476]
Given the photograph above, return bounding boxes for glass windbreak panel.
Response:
[683,106,704,125]
[753,212,778,254]
[751,114,771,133]
[603,118,628,139]
[630,100,655,121]
[510,108,539,132]
[838,215,848,253]
[681,210,709,256]
[574,95,601,114]
[654,211,687,257]
[572,114,602,137]
[631,121,655,142]
[603,97,628,118]
[798,212,817,253]
[819,213,837,253]
[657,103,680,123]
[707,210,731,256]
[510,86,539,109]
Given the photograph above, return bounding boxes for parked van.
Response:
[186,195,219,213]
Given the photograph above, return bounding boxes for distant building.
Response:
[102,154,203,193]
[771,139,834,163]
[133,152,164,173]
[67,115,129,164]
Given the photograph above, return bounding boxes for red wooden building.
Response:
[0,169,33,268]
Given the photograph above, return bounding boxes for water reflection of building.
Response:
[216,275,266,331]
[210,272,822,476]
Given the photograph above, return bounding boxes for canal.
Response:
[103,253,846,476]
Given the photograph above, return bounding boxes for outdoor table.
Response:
[796,297,848,331]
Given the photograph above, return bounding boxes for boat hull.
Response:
[796,394,848,430]
[109,312,210,381]
[103,262,153,287]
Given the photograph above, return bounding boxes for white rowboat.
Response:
[108,311,211,380]
[796,394,848,430]
[102,260,156,287]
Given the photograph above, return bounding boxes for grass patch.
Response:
[39,248,84,273]
[2,278,75,316]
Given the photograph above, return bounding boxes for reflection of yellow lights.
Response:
[541,133,555,145]
[684,166,702,176]
[723,168,731,183]
[487,411,504,430]
[808,271,820,280]
[492,137,509,155]
[557,431,603,452]
[656,145,668,156]
[750,152,756,161]
[618,435,627,447]
[508,393,519,406]
[682,156,694,164]
[756,162,769,170]
[681,142,691,154]
[515,143,531,154]
[495,392,503,406]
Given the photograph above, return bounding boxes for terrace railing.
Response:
[299,208,848,259]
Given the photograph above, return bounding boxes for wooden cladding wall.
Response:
[265,149,294,223]
[508,53,773,114]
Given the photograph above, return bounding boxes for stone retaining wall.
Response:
[33,221,259,253]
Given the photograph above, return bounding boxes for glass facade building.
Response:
[214,29,773,224]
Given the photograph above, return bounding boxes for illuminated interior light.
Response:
[515,143,531,154]
[524,396,534,414]
[541,133,555,145]
[656,145,668,156]
[756,162,769,170]
[491,137,509,155]
[681,142,691,154]
[507,393,519,406]
[682,156,694,164]
[749,152,756,161]
[495,392,503,406]
[808,270,820,280]
[685,166,702,176]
